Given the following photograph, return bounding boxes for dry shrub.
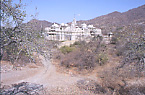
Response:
[72,41,81,46]
[59,39,108,71]
[60,51,108,71]
[60,53,108,71]
[118,86,145,95]
[95,53,108,66]
[110,37,118,44]
[53,51,64,60]
[60,46,76,54]
[114,27,145,73]
[61,50,96,70]
[77,79,106,94]
[98,68,124,90]
[2,50,30,66]
[98,63,145,95]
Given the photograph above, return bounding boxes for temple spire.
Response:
[72,14,77,27]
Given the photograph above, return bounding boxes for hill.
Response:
[24,19,53,31]
[77,4,145,34]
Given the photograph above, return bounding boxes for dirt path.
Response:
[17,60,82,88]
[0,44,124,90]
[1,58,85,94]
[58,40,76,48]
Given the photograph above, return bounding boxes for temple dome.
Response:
[61,23,65,26]
[88,25,93,28]
[52,23,59,27]
[81,23,87,28]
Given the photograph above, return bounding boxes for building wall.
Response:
[45,19,102,41]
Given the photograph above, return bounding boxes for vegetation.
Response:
[55,23,145,94]
[114,25,145,73]
[110,37,118,44]
[1,1,145,94]
[95,53,108,66]
[1,0,52,66]
[96,25,145,95]
[72,41,81,46]
[57,37,108,71]
[60,46,76,54]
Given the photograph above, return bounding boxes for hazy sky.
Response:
[22,0,145,23]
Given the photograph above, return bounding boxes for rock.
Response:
[15,92,26,95]
[76,78,106,94]
[119,86,145,95]
[0,82,44,95]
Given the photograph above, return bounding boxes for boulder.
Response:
[0,82,44,95]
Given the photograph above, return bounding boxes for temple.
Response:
[45,18,102,41]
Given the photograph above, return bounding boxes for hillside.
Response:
[77,4,145,34]
[24,19,53,31]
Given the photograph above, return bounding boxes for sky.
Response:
[21,0,145,23]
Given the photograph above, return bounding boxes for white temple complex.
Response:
[45,18,102,41]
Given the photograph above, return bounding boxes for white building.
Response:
[45,18,102,41]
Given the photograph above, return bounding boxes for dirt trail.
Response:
[1,57,83,93]
[1,67,43,85]
[18,59,82,87]
[1,55,101,95]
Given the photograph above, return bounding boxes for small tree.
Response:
[1,0,52,67]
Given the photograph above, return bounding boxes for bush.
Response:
[60,51,108,70]
[116,46,124,56]
[116,40,145,73]
[95,53,108,66]
[110,37,118,44]
[60,46,76,54]
[61,51,95,70]
[98,67,145,95]
[59,39,108,71]
[2,48,31,66]
[70,41,86,47]
[73,41,81,46]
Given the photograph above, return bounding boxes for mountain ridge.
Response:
[76,4,145,34]
[26,4,145,34]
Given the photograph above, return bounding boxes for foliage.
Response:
[61,50,95,70]
[98,67,145,95]
[110,37,118,44]
[59,38,108,70]
[60,46,76,54]
[95,53,108,66]
[1,0,52,65]
[73,41,81,46]
[96,25,145,95]
[1,0,26,27]
[114,25,145,73]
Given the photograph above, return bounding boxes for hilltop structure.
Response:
[45,18,102,41]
